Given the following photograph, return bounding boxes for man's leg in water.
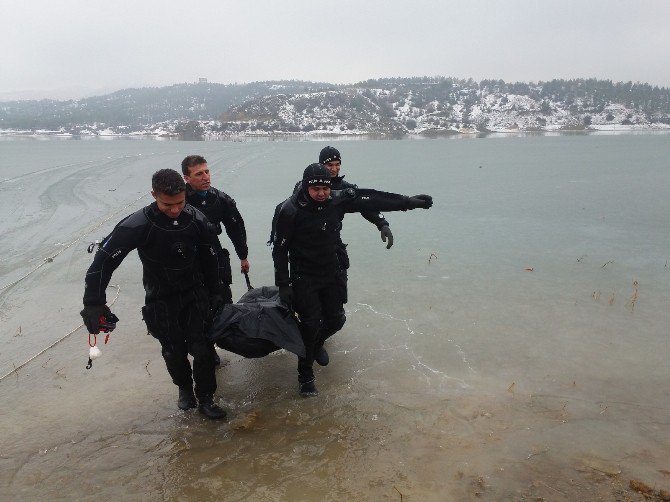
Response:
[315,275,346,366]
[143,300,196,409]
[320,271,347,344]
[182,297,226,420]
[292,275,323,395]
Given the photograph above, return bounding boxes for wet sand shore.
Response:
[2,279,669,501]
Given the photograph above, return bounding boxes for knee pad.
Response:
[324,314,346,334]
[161,349,189,373]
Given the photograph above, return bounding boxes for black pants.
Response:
[141,289,216,401]
[292,273,347,383]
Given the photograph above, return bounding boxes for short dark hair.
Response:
[152,169,186,195]
[181,155,207,175]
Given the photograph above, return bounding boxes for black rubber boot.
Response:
[198,399,227,420]
[177,385,197,410]
[299,379,319,397]
[315,346,329,366]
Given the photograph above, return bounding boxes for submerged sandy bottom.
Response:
[2,280,668,501]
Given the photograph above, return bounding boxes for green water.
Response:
[1,134,669,500]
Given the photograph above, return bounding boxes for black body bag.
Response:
[207,286,305,358]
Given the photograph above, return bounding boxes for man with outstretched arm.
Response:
[272,163,432,397]
[269,146,394,362]
[80,169,227,420]
[318,145,394,249]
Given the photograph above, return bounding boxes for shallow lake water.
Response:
[1,134,669,500]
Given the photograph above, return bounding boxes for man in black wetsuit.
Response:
[275,147,393,251]
[318,145,394,249]
[182,155,250,366]
[182,155,250,304]
[272,163,432,396]
[80,169,227,420]
[269,146,396,367]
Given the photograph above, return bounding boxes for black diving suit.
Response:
[272,186,418,384]
[83,203,222,402]
[185,185,248,304]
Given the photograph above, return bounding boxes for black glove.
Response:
[407,194,433,209]
[380,225,394,249]
[278,286,293,308]
[80,305,115,334]
[210,294,225,316]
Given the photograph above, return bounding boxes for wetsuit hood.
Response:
[319,146,341,164]
[300,163,332,209]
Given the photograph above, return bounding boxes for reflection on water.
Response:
[1,135,670,500]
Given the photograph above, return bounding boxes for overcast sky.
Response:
[1,0,669,100]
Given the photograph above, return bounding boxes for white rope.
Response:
[0,284,122,383]
[0,193,147,292]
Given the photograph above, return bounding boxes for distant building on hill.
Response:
[198,78,208,84]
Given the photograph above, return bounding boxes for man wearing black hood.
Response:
[318,145,394,249]
[272,163,432,396]
[268,146,394,353]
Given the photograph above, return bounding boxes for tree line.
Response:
[0,77,668,131]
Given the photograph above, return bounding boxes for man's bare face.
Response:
[184,163,211,191]
[152,191,186,219]
[325,160,341,178]
[308,185,331,202]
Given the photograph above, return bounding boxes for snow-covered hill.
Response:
[2,78,668,138]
